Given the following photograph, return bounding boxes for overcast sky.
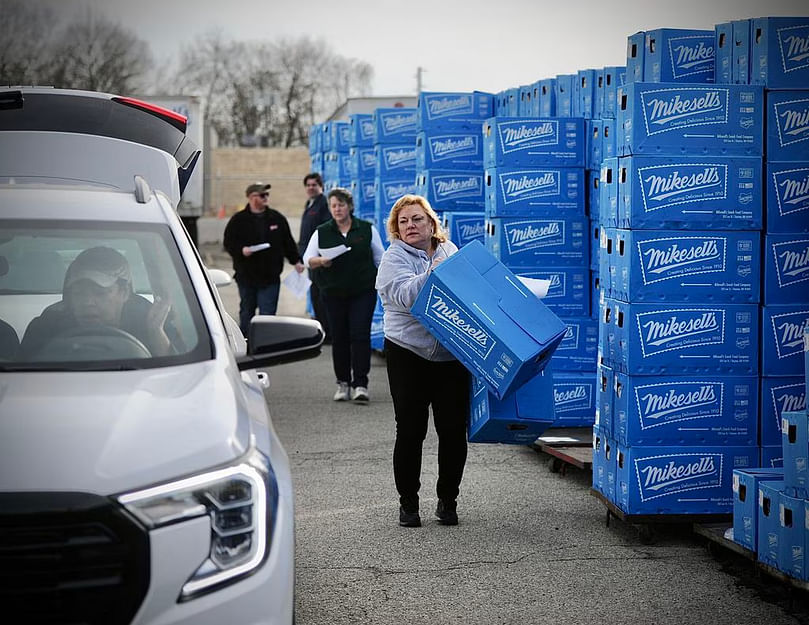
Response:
[54,0,806,97]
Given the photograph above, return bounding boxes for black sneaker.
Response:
[399,506,421,527]
[435,500,458,526]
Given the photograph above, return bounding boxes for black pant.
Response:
[322,290,376,388]
[309,279,331,341]
[385,339,470,511]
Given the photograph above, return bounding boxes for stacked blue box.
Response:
[539,78,556,117]
[373,107,417,145]
[370,296,384,352]
[577,69,598,119]
[643,28,715,84]
[554,74,575,117]
[732,468,784,552]
[751,17,809,89]
[416,169,485,213]
[417,91,494,131]
[518,84,534,117]
[715,22,733,84]
[323,151,352,183]
[416,130,483,170]
[442,212,485,248]
[349,146,377,180]
[757,479,785,567]
[321,121,352,190]
[309,123,324,175]
[350,178,376,221]
[602,66,627,119]
[374,177,417,247]
[349,113,375,147]
[375,143,416,178]
[732,19,753,84]
[626,31,646,83]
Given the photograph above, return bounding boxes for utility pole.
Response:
[415,66,425,94]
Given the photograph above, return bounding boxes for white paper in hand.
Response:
[282,270,311,300]
[319,244,351,260]
[246,242,271,253]
[516,276,551,299]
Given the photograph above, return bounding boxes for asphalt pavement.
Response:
[198,216,809,625]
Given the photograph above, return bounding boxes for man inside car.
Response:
[19,246,175,359]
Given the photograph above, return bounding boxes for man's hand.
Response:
[295,261,305,274]
[242,246,253,257]
[146,297,173,356]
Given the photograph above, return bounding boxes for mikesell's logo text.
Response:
[501,171,560,201]
[458,221,485,240]
[501,121,557,149]
[431,135,477,158]
[641,310,722,349]
[776,100,809,144]
[641,239,722,276]
[384,182,414,201]
[774,387,807,415]
[382,112,416,133]
[671,40,714,74]
[644,89,726,129]
[385,147,415,167]
[637,383,720,423]
[775,240,809,284]
[427,95,473,117]
[559,322,578,349]
[428,291,490,350]
[434,176,482,199]
[360,119,375,139]
[638,454,720,496]
[642,165,725,206]
[778,25,809,72]
[775,168,809,213]
[553,383,592,412]
[507,221,563,250]
[774,314,809,355]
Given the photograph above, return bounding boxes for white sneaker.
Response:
[333,382,350,401]
[351,386,369,402]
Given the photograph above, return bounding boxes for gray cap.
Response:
[64,246,132,290]
[245,182,272,196]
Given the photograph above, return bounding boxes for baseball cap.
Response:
[64,246,132,290]
[245,182,272,196]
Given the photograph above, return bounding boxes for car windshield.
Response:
[0,219,212,370]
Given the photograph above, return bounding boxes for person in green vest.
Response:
[302,187,384,403]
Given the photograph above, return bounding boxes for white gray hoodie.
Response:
[374,238,458,361]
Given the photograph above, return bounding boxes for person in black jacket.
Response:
[223,182,304,336]
[298,173,332,342]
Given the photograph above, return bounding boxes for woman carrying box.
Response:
[375,194,470,527]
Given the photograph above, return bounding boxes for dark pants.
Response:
[322,290,376,388]
[384,339,470,512]
[237,281,280,336]
[309,280,331,341]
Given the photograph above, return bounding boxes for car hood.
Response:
[0,360,254,495]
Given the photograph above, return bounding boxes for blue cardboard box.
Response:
[591,270,601,320]
[598,227,615,298]
[592,433,616,499]
[644,29,715,83]
[370,311,384,352]
[617,82,764,157]
[486,215,588,267]
[613,372,758,446]
[442,212,485,248]
[604,298,760,375]
[715,22,733,84]
[373,108,418,145]
[322,121,351,153]
[310,152,323,175]
[733,468,784,552]
[588,173,600,223]
[763,234,809,305]
[765,90,809,162]
[766,162,809,233]
[609,229,761,304]
[468,369,554,444]
[309,123,322,154]
[416,131,483,170]
[555,74,575,117]
[324,151,353,181]
[761,377,807,447]
[806,325,809,397]
[324,177,352,192]
[597,364,614,437]
[762,305,809,377]
[500,88,520,117]
[350,147,377,179]
[549,316,598,371]
[349,113,375,147]
[617,155,763,230]
[758,481,785,567]
[539,78,557,117]
[603,66,627,119]
[615,444,758,515]
[483,117,586,168]
[518,84,534,117]
[374,177,417,234]
[552,372,597,426]
[485,167,586,217]
[577,69,598,119]
[351,178,377,214]
[778,492,807,579]
[732,19,753,85]
[513,267,589,317]
[374,143,416,178]
[587,119,603,170]
[417,91,494,132]
[416,169,485,212]
[762,445,785,468]
[595,71,605,119]
[751,17,809,89]
[626,32,646,83]
[782,410,809,498]
[599,158,619,227]
[602,118,617,161]
[410,240,568,400]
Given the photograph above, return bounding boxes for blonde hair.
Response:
[386,194,447,245]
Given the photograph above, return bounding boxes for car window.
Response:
[0,219,212,369]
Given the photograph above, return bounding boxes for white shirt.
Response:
[303,224,385,268]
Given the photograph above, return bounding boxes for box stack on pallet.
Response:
[309,122,323,177]
[348,113,378,222]
[726,16,809,585]
[322,120,353,191]
[593,27,765,515]
[415,91,491,250]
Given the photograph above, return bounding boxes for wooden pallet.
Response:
[531,427,593,475]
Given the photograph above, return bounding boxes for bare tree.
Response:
[0,0,58,85]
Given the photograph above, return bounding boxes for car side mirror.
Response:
[236,316,323,370]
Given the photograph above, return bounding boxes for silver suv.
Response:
[0,88,319,625]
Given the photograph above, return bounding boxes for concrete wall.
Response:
[209,147,311,218]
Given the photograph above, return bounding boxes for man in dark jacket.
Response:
[298,173,332,342]
[224,182,304,336]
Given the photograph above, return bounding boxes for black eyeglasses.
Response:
[259,192,269,198]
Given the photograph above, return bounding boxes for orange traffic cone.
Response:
[217,205,226,219]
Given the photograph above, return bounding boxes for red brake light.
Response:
[113,96,187,132]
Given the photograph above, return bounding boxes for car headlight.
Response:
[118,449,278,601]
